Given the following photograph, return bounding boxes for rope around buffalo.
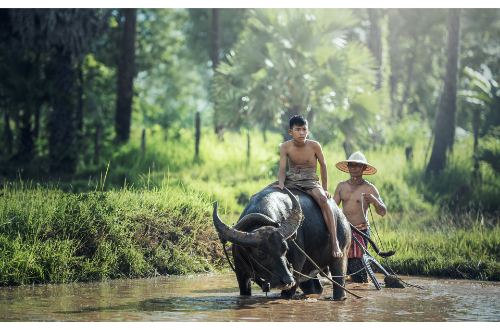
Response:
[290,240,363,299]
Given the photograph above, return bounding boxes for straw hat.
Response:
[335,151,377,175]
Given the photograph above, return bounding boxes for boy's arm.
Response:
[314,142,331,198]
[363,185,387,216]
[272,143,288,190]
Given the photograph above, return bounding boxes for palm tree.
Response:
[426,8,461,175]
[459,66,500,176]
[212,8,381,154]
[8,9,109,175]
[115,8,137,143]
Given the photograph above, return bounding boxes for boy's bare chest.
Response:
[287,147,317,167]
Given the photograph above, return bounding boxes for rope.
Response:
[361,195,383,252]
[365,204,425,291]
[290,240,363,299]
[293,262,368,280]
[222,241,237,273]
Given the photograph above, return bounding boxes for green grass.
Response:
[0,181,225,286]
[370,207,500,281]
[1,123,500,285]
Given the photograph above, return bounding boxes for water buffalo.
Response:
[213,186,351,300]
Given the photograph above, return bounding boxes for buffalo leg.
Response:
[235,270,252,296]
[233,249,252,296]
[299,278,323,295]
[281,284,297,299]
[330,257,348,300]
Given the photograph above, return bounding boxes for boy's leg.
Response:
[309,188,343,258]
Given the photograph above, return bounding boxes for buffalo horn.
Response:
[213,201,259,247]
[277,188,303,240]
[234,213,279,231]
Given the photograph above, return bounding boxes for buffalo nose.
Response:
[280,276,295,288]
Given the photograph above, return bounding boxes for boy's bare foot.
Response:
[332,243,343,258]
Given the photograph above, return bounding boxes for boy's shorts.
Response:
[267,168,323,193]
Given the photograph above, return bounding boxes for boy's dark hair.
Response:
[289,115,308,129]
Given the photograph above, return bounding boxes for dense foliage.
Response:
[0,8,500,284]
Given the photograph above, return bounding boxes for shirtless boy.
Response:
[333,151,386,282]
[251,115,343,258]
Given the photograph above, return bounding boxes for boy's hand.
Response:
[272,184,284,190]
[325,190,332,199]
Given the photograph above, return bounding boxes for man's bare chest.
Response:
[340,184,367,204]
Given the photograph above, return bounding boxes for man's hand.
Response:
[325,190,332,199]
[362,193,378,205]
[271,184,284,190]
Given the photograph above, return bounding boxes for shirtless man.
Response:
[251,115,342,258]
[333,151,386,282]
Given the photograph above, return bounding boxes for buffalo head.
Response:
[213,188,303,291]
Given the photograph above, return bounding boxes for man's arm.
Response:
[314,142,331,198]
[273,143,288,189]
[363,185,387,216]
[333,183,342,206]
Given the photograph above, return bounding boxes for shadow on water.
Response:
[57,295,276,314]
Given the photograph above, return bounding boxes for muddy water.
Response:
[0,273,499,321]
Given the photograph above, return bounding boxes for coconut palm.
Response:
[212,8,382,153]
[459,66,500,176]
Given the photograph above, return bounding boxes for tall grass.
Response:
[2,123,500,285]
[0,181,224,286]
[371,208,500,281]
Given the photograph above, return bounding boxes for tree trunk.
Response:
[472,108,481,178]
[388,9,402,120]
[211,8,223,140]
[94,123,101,165]
[77,59,84,134]
[115,8,137,143]
[17,106,33,163]
[343,140,353,160]
[195,111,200,159]
[34,101,41,140]
[210,8,221,70]
[48,47,77,176]
[4,107,13,156]
[398,38,419,118]
[426,9,461,175]
[262,113,268,143]
[141,128,146,158]
[368,8,383,90]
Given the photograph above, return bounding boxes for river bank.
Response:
[1,182,499,287]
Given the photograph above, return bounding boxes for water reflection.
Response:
[0,273,499,321]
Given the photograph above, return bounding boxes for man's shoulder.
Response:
[363,180,379,192]
[336,180,349,188]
